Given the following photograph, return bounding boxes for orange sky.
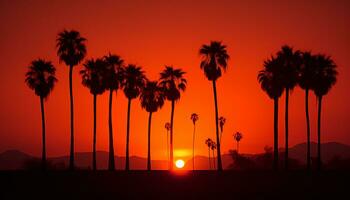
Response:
[0,0,349,161]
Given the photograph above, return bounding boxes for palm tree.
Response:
[190,113,199,171]
[219,116,226,144]
[165,122,171,168]
[258,55,285,170]
[298,51,317,170]
[312,54,337,170]
[103,53,124,171]
[159,66,187,170]
[277,45,301,170]
[233,132,243,154]
[140,81,165,171]
[211,141,217,170]
[25,59,57,170]
[122,64,146,170]
[205,138,212,169]
[80,58,106,171]
[199,41,230,171]
[56,29,87,170]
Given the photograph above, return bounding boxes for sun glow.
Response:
[175,159,185,169]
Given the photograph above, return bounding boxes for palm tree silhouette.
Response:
[298,51,317,170]
[205,138,212,170]
[258,56,285,170]
[190,113,199,171]
[277,45,301,170]
[122,64,147,170]
[199,41,230,171]
[80,58,106,171]
[56,29,87,170]
[140,81,165,171]
[219,116,226,144]
[233,132,243,154]
[25,59,57,170]
[211,141,217,170]
[312,54,337,170]
[165,122,171,169]
[159,66,187,170]
[103,53,124,171]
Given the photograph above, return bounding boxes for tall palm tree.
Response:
[258,56,285,170]
[312,54,337,170]
[219,116,226,144]
[190,113,199,171]
[298,51,317,170]
[205,138,212,169]
[103,53,124,171]
[165,122,171,169]
[159,66,187,170]
[80,58,106,171]
[25,59,57,170]
[277,45,301,170]
[199,41,230,171]
[233,132,243,154]
[122,64,146,170]
[140,81,165,171]
[211,141,217,170]
[56,29,87,170]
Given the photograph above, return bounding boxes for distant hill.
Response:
[1,142,349,170]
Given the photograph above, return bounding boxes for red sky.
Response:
[0,0,349,161]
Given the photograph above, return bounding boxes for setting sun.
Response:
[175,159,185,169]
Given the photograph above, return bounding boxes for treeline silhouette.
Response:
[25,29,337,172]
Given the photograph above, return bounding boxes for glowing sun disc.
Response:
[175,159,185,169]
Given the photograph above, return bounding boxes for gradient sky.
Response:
[0,0,349,161]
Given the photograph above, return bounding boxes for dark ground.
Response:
[0,170,349,200]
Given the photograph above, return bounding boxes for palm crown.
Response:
[233,132,243,142]
[122,64,146,99]
[277,45,301,90]
[298,51,317,90]
[312,54,337,97]
[80,58,107,95]
[199,41,230,81]
[219,116,226,132]
[191,113,199,125]
[25,59,57,98]
[159,66,187,101]
[56,29,87,67]
[103,53,124,90]
[140,81,165,113]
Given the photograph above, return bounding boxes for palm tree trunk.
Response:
[147,112,153,171]
[40,96,46,171]
[192,124,196,171]
[108,89,115,171]
[125,98,132,171]
[166,130,169,169]
[273,97,279,170]
[305,89,311,170]
[285,88,289,170]
[170,100,175,170]
[237,141,239,154]
[212,80,223,171]
[208,147,211,170]
[317,95,323,171]
[92,94,97,171]
[69,65,74,170]
[212,150,216,170]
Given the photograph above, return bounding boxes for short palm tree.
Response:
[258,56,285,170]
[219,116,226,144]
[199,41,230,171]
[205,138,213,169]
[298,51,317,170]
[211,141,217,170]
[122,64,146,170]
[165,122,171,168]
[277,45,301,170]
[140,81,165,171]
[233,132,243,154]
[190,113,199,171]
[159,66,187,170]
[103,53,124,171]
[80,58,106,171]
[56,29,87,170]
[25,59,57,170]
[312,54,337,170]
